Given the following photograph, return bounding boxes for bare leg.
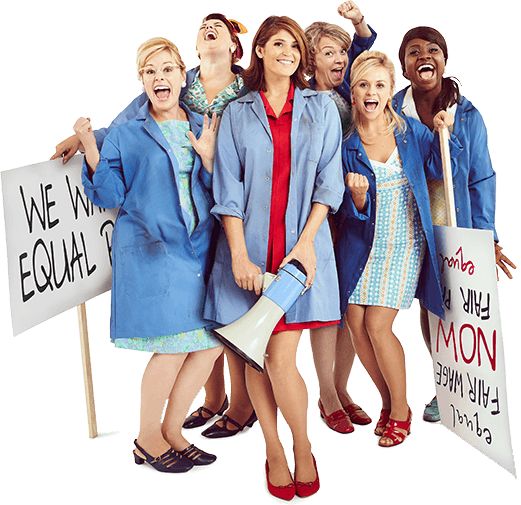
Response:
[136,353,188,458]
[347,304,390,409]
[246,365,292,487]
[215,350,255,428]
[364,306,409,446]
[202,352,227,410]
[162,346,223,449]
[266,331,316,484]
[310,326,343,414]
[334,322,357,407]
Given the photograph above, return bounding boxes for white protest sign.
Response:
[1,156,117,335]
[429,225,516,475]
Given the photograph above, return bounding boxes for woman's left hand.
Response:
[433,110,454,132]
[279,239,316,288]
[495,243,516,279]
[187,112,220,173]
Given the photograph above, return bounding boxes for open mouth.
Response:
[154,85,171,101]
[363,99,378,112]
[416,63,435,81]
[331,67,344,80]
[204,30,217,41]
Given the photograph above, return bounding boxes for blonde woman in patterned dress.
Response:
[334,51,460,447]
[75,38,223,472]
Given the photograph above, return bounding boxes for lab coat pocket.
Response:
[119,241,172,298]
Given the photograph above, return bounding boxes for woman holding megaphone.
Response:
[204,16,344,499]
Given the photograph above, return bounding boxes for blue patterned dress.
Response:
[115,120,220,353]
[349,147,426,309]
[182,71,244,117]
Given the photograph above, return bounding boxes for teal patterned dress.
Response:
[182,71,244,116]
[348,148,426,309]
[115,120,220,354]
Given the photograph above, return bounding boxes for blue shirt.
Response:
[82,102,215,339]
[204,88,344,325]
[335,116,464,319]
[393,88,498,241]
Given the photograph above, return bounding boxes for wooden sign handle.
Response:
[439,126,457,228]
[77,303,98,438]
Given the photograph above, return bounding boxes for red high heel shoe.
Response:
[374,408,391,436]
[265,460,296,501]
[295,454,320,498]
[318,400,354,434]
[378,408,412,447]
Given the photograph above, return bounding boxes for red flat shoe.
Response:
[265,460,296,501]
[344,403,372,425]
[374,408,391,436]
[295,454,320,498]
[378,409,412,448]
[318,400,354,434]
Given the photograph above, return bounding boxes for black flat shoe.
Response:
[133,440,194,473]
[201,411,257,439]
[183,395,229,429]
[179,444,217,466]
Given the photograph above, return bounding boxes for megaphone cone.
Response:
[214,260,308,372]
[214,297,284,372]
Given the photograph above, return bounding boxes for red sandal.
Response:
[344,403,372,425]
[374,408,391,436]
[378,409,412,447]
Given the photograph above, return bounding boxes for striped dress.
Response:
[348,147,426,309]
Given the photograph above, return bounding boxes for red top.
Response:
[260,84,339,333]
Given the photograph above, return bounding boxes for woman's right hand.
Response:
[72,117,100,172]
[73,117,97,148]
[231,255,263,295]
[346,172,369,211]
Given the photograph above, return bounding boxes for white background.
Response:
[0,1,519,503]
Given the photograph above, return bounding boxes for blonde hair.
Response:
[305,22,352,76]
[136,37,186,78]
[350,50,405,136]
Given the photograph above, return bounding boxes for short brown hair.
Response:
[136,37,186,79]
[242,16,310,91]
[305,22,352,76]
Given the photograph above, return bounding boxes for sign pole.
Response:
[77,302,98,438]
[439,126,457,226]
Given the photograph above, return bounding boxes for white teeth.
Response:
[278,59,293,65]
[154,86,170,91]
[418,64,434,71]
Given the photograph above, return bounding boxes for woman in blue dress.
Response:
[394,26,516,422]
[335,50,458,447]
[74,37,222,472]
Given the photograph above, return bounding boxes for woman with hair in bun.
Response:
[205,15,344,499]
[394,26,516,423]
[336,50,459,448]
[51,14,259,440]
[304,0,376,435]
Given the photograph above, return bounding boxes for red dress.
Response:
[260,84,339,332]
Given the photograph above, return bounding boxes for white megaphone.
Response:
[214,260,308,372]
